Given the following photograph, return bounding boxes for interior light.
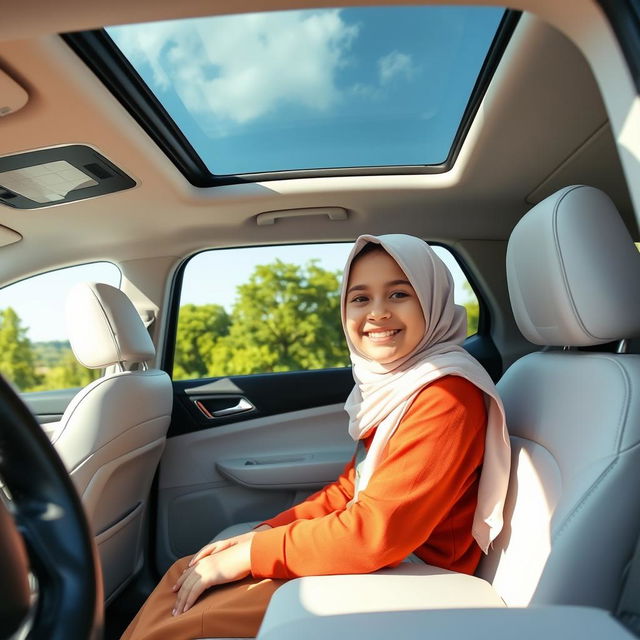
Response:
[0,161,98,203]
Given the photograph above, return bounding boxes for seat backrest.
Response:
[51,282,173,603]
[477,186,640,611]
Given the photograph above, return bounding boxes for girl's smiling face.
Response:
[345,248,426,364]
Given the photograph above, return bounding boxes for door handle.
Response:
[212,398,254,417]
[194,397,255,419]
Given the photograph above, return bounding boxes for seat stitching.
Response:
[54,370,169,445]
[551,458,618,543]
[551,358,636,539]
[515,354,634,543]
[589,354,632,453]
[552,186,593,339]
[68,423,167,473]
[89,284,122,366]
[529,352,633,453]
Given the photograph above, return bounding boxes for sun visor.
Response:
[0,145,135,209]
[0,67,28,117]
[0,224,21,247]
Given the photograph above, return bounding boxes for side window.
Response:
[0,263,121,392]
[174,243,481,381]
[432,246,480,336]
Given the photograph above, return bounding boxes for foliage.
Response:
[30,349,101,391]
[0,310,106,392]
[207,260,349,376]
[173,260,481,379]
[0,307,41,390]
[0,263,482,391]
[32,340,73,368]
[462,281,480,336]
[174,304,231,380]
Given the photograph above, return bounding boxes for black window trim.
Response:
[597,0,640,93]
[61,9,520,188]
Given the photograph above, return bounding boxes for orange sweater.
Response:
[250,375,487,579]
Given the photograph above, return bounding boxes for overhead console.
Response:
[0,145,135,210]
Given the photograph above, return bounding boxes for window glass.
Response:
[434,246,480,337]
[0,263,121,392]
[175,243,480,380]
[106,6,505,174]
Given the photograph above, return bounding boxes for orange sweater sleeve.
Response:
[258,456,356,528]
[250,376,486,579]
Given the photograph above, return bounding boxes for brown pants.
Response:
[120,557,285,640]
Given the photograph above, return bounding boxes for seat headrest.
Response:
[65,282,155,369]
[507,185,640,346]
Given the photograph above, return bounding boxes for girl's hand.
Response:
[172,537,253,615]
[187,524,271,567]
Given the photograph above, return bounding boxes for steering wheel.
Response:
[0,375,102,640]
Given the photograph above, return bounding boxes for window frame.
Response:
[163,241,491,381]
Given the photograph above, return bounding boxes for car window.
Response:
[174,243,480,381]
[0,263,121,392]
[106,6,505,175]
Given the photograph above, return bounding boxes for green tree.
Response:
[210,260,349,376]
[32,340,73,368]
[174,303,231,380]
[0,307,40,390]
[462,281,480,336]
[37,349,101,390]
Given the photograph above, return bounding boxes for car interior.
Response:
[1,1,639,639]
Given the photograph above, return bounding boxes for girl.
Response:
[121,233,510,639]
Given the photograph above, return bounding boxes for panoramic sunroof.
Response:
[102,6,506,177]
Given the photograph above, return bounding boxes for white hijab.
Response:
[342,234,510,553]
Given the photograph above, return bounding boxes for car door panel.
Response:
[156,400,352,571]
[216,450,347,490]
[169,368,354,436]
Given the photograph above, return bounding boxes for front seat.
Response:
[477,185,640,609]
[215,186,640,637]
[50,282,173,603]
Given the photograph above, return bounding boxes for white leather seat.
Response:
[477,185,640,609]
[50,282,173,603]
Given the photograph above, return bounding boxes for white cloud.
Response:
[378,51,415,85]
[109,11,358,133]
[109,21,177,91]
[350,82,381,100]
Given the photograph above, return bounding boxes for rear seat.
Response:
[203,186,640,639]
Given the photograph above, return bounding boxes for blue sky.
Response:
[107,6,504,174]
[0,244,474,343]
[0,262,122,342]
